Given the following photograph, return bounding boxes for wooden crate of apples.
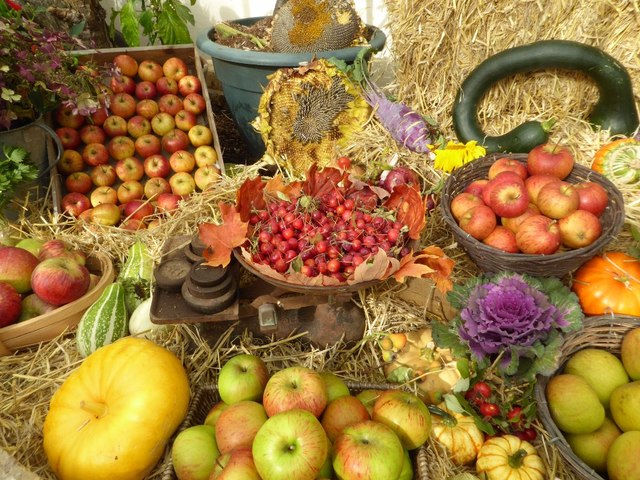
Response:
[53,45,224,230]
[449,144,610,255]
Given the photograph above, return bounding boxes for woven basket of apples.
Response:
[440,146,625,277]
[0,239,114,355]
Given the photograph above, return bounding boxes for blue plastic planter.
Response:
[197,17,386,161]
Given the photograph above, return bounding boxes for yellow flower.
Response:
[434,141,486,173]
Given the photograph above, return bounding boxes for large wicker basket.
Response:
[534,314,640,480]
[440,153,625,277]
[160,382,430,480]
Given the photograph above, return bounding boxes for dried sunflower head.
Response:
[252,58,370,175]
[271,0,363,53]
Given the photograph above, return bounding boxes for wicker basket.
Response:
[160,382,430,480]
[534,314,640,480]
[0,251,114,356]
[440,153,625,277]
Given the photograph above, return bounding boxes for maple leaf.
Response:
[264,175,303,202]
[236,176,266,222]
[384,185,427,240]
[352,249,391,283]
[302,164,346,199]
[200,203,249,267]
[392,246,455,292]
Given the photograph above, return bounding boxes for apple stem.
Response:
[80,399,108,419]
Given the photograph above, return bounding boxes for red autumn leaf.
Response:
[264,175,303,202]
[200,203,249,267]
[236,176,266,222]
[392,246,455,292]
[302,164,347,199]
[384,185,426,240]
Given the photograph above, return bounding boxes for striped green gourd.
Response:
[118,239,154,314]
[76,282,128,357]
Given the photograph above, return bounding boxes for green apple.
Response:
[372,390,432,450]
[209,448,260,480]
[203,400,228,429]
[15,237,45,257]
[355,389,384,416]
[319,371,350,403]
[398,449,414,480]
[217,354,269,405]
[566,417,621,473]
[607,431,640,480]
[262,366,328,418]
[252,409,328,480]
[171,425,219,480]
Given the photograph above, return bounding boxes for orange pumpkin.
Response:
[572,252,640,316]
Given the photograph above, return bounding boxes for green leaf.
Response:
[138,9,155,41]
[431,320,468,358]
[171,0,195,26]
[157,1,192,45]
[386,366,413,383]
[69,19,86,38]
[120,0,141,47]
[452,392,496,435]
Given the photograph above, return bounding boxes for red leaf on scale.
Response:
[264,175,303,202]
[392,246,455,292]
[302,164,347,199]
[384,184,427,240]
[236,176,266,222]
[199,203,249,267]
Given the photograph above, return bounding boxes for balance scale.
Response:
[150,235,375,346]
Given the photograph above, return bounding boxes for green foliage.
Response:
[109,0,196,47]
[0,144,38,209]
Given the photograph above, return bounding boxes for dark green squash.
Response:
[453,40,639,153]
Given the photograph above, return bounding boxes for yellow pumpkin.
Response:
[431,403,484,465]
[43,337,191,480]
[476,435,546,480]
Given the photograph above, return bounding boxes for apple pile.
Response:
[171,354,431,479]
[54,53,222,230]
[0,240,98,327]
[450,143,609,255]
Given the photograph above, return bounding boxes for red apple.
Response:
[90,186,118,206]
[31,257,90,306]
[120,218,146,231]
[82,142,110,167]
[144,177,172,199]
[321,395,370,442]
[182,92,206,114]
[558,210,602,249]
[89,106,109,127]
[488,157,528,180]
[58,149,85,175]
[527,143,575,179]
[113,54,138,77]
[90,164,117,187]
[109,92,137,119]
[332,420,404,480]
[169,172,196,196]
[524,174,560,205]
[574,181,609,217]
[178,75,202,96]
[115,157,145,182]
[458,205,497,240]
[162,129,190,154]
[61,192,92,217]
[210,448,260,480]
[79,124,106,145]
[372,390,431,450]
[169,150,196,173]
[19,292,56,322]
[194,145,219,167]
[262,366,328,417]
[135,99,160,120]
[450,192,485,222]
[55,127,81,150]
[158,93,183,116]
[464,178,489,197]
[215,400,268,454]
[103,115,128,137]
[151,112,176,136]
[38,239,86,265]
[156,76,179,95]
[537,181,580,219]
[137,59,164,83]
[122,198,155,221]
[117,181,145,204]
[194,165,221,191]
[109,74,136,95]
[501,203,540,234]
[143,154,171,178]
[155,192,182,213]
[126,115,152,138]
[134,80,157,100]
[515,215,561,255]
[174,109,198,131]
[162,57,189,80]
[64,171,93,194]
[204,401,229,429]
[0,281,21,327]
[188,124,213,147]
[89,202,121,226]
[54,105,85,129]
[483,225,519,253]
[135,134,162,158]
[0,246,39,293]
[482,171,524,205]
[107,135,136,161]
[488,178,529,218]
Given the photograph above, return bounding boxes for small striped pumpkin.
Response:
[76,282,128,357]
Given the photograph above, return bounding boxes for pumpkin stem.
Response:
[508,448,528,469]
[80,399,108,419]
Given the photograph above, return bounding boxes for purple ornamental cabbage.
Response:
[457,275,565,364]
